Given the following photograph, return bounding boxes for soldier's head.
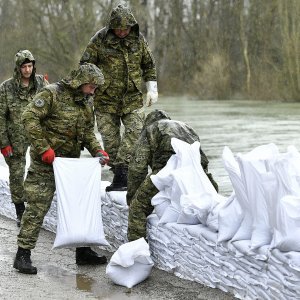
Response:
[63,63,104,95]
[108,4,138,38]
[14,50,35,80]
[144,110,171,128]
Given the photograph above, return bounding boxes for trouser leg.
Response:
[127,176,159,241]
[117,110,144,166]
[5,154,26,204]
[95,111,121,169]
[18,169,55,250]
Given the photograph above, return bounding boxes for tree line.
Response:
[0,0,299,100]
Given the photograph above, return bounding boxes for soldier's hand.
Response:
[1,145,13,157]
[41,148,55,164]
[145,81,158,107]
[95,149,110,166]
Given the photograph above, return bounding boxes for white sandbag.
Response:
[158,205,180,225]
[236,144,279,248]
[0,165,9,181]
[217,193,243,242]
[151,138,220,225]
[222,147,252,241]
[151,189,171,219]
[52,157,109,249]
[272,195,300,252]
[106,238,154,288]
[180,193,214,225]
[231,213,253,241]
[205,193,228,231]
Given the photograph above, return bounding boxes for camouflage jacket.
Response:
[22,65,104,160]
[80,5,157,114]
[127,119,209,202]
[0,51,47,154]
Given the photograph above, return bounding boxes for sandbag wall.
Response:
[1,168,300,300]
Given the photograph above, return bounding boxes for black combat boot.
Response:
[14,203,25,227]
[13,247,37,274]
[105,165,128,192]
[76,247,107,265]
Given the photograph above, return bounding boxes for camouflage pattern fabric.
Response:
[127,175,159,241]
[127,110,217,241]
[18,63,104,250]
[0,50,48,204]
[95,109,144,167]
[18,163,55,249]
[80,4,157,114]
[80,5,156,167]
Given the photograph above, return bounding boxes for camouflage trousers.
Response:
[95,109,144,168]
[4,152,27,204]
[18,160,55,249]
[127,175,159,241]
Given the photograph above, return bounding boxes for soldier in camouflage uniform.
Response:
[13,63,110,275]
[127,110,219,241]
[80,4,158,192]
[0,50,48,227]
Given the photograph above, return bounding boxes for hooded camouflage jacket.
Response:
[0,50,48,153]
[80,4,157,114]
[127,113,209,202]
[22,63,104,160]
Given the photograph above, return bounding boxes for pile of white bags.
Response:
[106,238,154,288]
[221,143,300,251]
[151,138,225,228]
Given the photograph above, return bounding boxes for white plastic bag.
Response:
[217,193,243,242]
[272,195,300,252]
[52,157,109,249]
[222,146,252,241]
[151,138,220,225]
[106,238,154,288]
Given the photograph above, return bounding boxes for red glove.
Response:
[95,149,109,165]
[41,148,55,164]
[1,145,13,157]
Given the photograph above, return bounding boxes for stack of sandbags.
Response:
[220,144,300,252]
[151,138,225,228]
[0,165,15,219]
[101,189,129,251]
[147,214,300,300]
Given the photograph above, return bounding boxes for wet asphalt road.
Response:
[0,215,234,300]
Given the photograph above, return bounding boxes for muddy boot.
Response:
[13,247,37,274]
[76,247,107,265]
[14,203,25,227]
[105,165,128,192]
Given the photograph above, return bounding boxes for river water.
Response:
[153,97,300,196]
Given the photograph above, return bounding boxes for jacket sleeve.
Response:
[0,83,10,148]
[21,90,53,154]
[140,35,157,82]
[80,33,100,65]
[127,132,151,205]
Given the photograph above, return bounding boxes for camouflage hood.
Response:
[143,110,171,129]
[61,63,104,90]
[13,50,36,84]
[106,4,139,35]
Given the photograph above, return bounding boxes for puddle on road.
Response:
[39,264,143,300]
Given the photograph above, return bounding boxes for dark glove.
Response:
[95,150,109,166]
[41,148,55,164]
[1,145,13,157]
